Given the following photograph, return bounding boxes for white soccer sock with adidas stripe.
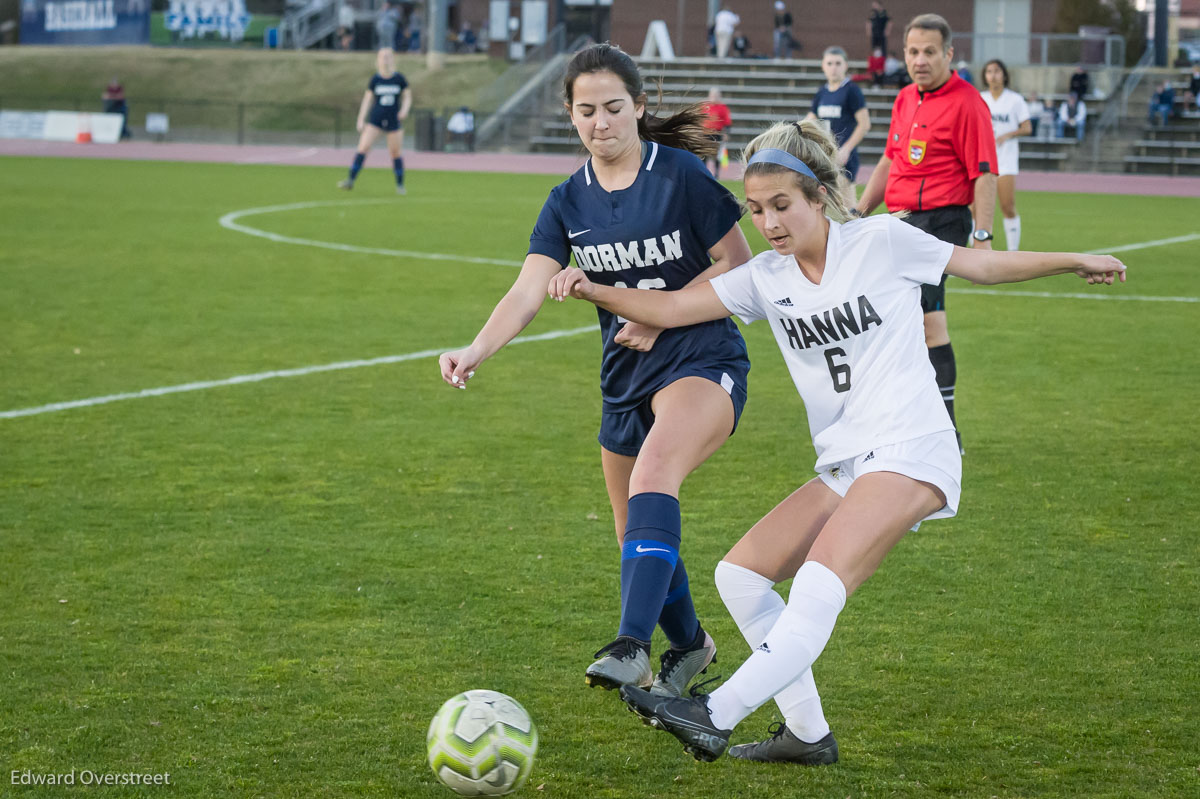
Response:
[706,561,846,732]
[713,561,831,742]
[1003,215,1021,251]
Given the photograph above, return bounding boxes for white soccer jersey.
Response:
[710,216,956,469]
[982,88,1030,176]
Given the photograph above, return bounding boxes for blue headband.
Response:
[746,148,818,181]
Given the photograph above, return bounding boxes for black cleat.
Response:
[619,685,731,762]
[727,722,839,765]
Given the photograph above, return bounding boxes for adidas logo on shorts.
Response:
[773,297,793,307]
[863,451,875,462]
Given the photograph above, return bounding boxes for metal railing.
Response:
[953,32,1126,68]
[1088,47,1156,166]
[279,0,340,50]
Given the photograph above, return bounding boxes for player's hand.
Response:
[1073,254,1127,285]
[439,347,479,390]
[356,119,365,133]
[547,267,595,302]
[614,322,662,352]
[836,145,851,166]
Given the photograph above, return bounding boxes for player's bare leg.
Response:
[586,377,733,693]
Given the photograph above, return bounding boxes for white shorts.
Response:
[817,430,962,530]
[997,140,1020,176]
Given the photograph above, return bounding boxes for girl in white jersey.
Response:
[548,119,1125,764]
[981,59,1032,250]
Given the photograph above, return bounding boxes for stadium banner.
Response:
[19,0,150,45]
[0,111,125,143]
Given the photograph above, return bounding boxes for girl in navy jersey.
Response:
[339,48,412,194]
[439,43,752,699]
[804,46,870,209]
[549,119,1125,764]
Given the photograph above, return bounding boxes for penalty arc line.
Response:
[218,201,1198,302]
[0,325,600,421]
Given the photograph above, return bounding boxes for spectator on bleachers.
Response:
[884,50,908,87]
[407,8,422,52]
[1056,93,1086,142]
[1187,64,1200,114]
[375,1,399,51]
[956,61,973,87]
[1069,66,1090,99]
[866,1,891,57]
[867,47,885,86]
[1026,92,1044,138]
[457,22,478,53]
[714,5,740,59]
[773,2,798,59]
[732,29,752,58]
[702,87,733,178]
[1149,80,1175,127]
[337,1,355,51]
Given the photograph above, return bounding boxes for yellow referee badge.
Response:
[908,139,927,166]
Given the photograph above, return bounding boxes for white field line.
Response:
[0,325,600,420]
[217,200,524,267]
[951,287,1196,303]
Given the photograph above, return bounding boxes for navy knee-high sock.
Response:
[658,557,701,650]
[392,157,405,186]
[618,492,681,644]
[348,152,365,181]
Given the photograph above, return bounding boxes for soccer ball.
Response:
[426,690,537,796]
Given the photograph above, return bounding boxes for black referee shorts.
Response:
[902,205,972,314]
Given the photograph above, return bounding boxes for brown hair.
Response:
[903,13,952,51]
[742,120,850,222]
[563,43,717,159]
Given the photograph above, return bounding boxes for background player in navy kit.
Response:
[804,46,870,209]
[339,48,412,194]
[548,119,1125,764]
[439,44,753,698]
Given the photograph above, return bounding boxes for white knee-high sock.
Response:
[1003,215,1021,251]
[706,561,846,732]
[713,561,830,742]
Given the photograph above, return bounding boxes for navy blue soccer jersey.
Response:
[528,141,750,412]
[368,72,408,122]
[811,80,866,148]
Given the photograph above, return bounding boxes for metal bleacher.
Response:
[525,56,1081,171]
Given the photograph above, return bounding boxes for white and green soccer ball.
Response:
[426,690,538,796]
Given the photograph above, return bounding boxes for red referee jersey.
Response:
[883,71,997,211]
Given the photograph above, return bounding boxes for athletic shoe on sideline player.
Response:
[338,179,354,190]
[585,636,652,690]
[650,629,716,696]
[396,185,406,195]
[727,722,839,764]
[619,685,732,761]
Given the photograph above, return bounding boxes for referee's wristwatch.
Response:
[972,229,994,242]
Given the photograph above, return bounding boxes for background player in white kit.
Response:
[548,119,1125,764]
[981,59,1031,250]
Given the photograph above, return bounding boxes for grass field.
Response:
[1,155,1198,798]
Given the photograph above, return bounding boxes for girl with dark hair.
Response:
[439,43,753,700]
[549,119,1124,764]
[981,59,1032,249]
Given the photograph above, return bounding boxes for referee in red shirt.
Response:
[856,13,997,454]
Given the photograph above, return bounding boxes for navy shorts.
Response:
[368,113,402,132]
[903,205,971,314]
[598,367,749,457]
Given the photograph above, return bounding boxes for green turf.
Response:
[1,156,1198,797]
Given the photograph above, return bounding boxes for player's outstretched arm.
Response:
[439,254,562,390]
[945,247,1127,286]
[548,267,731,328]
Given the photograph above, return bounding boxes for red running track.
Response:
[3,139,1200,197]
